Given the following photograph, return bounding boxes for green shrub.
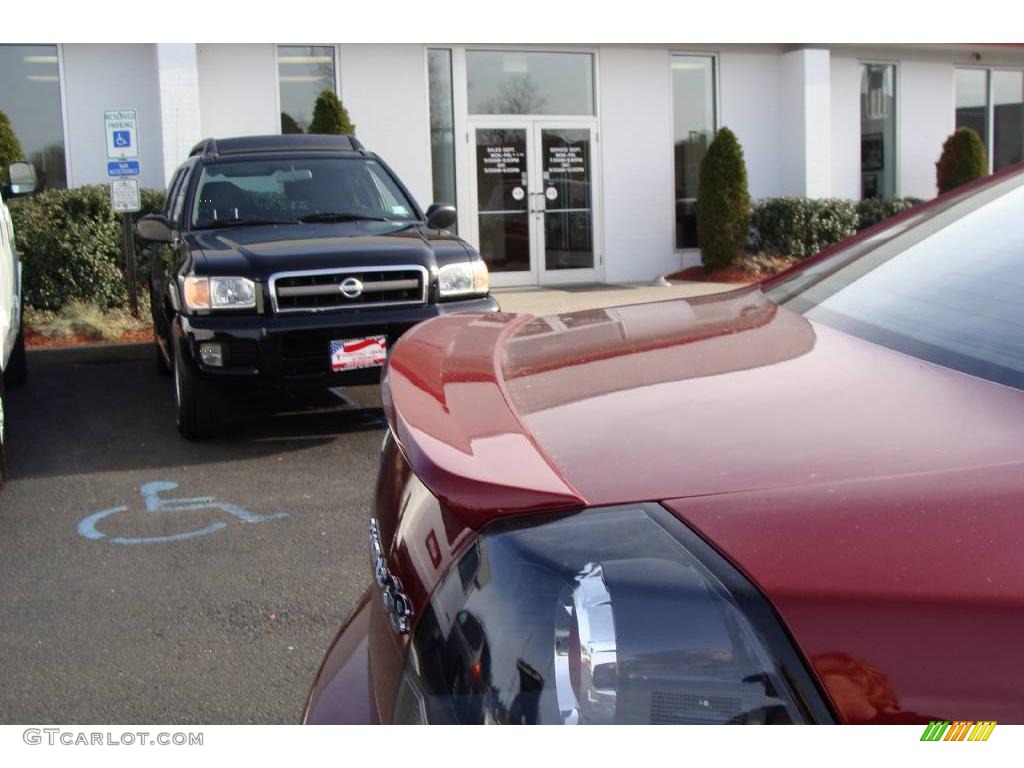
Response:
[309,90,355,135]
[936,127,987,194]
[0,110,25,183]
[9,185,164,311]
[855,197,924,231]
[750,197,858,259]
[696,127,750,270]
[280,112,303,134]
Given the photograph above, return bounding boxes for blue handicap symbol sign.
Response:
[113,130,131,148]
[78,481,287,545]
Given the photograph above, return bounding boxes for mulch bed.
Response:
[666,265,759,284]
[25,327,153,349]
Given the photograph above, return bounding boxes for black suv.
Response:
[137,134,498,439]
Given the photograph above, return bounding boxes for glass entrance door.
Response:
[536,125,597,283]
[472,122,599,287]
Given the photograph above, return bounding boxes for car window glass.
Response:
[771,175,1024,391]
[163,168,184,217]
[365,163,411,217]
[171,165,194,226]
[189,157,418,227]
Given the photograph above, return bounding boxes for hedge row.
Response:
[8,184,923,311]
[9,185,164,311]
[749,196,923,259]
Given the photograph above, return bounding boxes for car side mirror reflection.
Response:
[8,162,37,196]
[425,203,457,231]
[137,213,174,243]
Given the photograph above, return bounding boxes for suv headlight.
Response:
[438,260,489,298]
[183,276,257,311]
[392,504,830,725]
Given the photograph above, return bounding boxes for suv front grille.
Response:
[269,266,428,314]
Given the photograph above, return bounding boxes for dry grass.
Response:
[26,299,150,342]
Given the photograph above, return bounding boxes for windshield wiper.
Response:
[297,211,393,223]
[198,217,298,229]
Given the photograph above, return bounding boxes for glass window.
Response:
[0,44,66,189]
[672,55,716,249]
[467,51,594,116]
[766,171,1024,392]
[428,49,457,231]
[277,45,336,134]
[171,164,194,225]
[992,70,1023,171]
[163,168,185,217]
[955,68,989,156]
[860,63,897,199]
[189,157,418,229]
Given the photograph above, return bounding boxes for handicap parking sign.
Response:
[104,109,139,159]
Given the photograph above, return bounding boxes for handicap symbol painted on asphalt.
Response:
[78,481,287,545]
[113,130,131,148]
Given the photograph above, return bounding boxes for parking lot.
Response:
[0,282,729,724]
[0,340,388,723]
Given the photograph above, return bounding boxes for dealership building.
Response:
[1,43,1022,286]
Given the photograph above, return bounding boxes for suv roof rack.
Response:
[188,134,365,158]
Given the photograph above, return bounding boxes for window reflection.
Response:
[860,64,896,199]
[955,68,989,157]
[0,44,66,189]
[428,49,457,232]
[672,55,716,249]
[475,128,530,273]
[467,51,594,116]
[993,70,1023,170]
[277,45,336,133]
[542,128,593,270]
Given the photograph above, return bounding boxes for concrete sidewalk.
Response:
[493,280,741,316]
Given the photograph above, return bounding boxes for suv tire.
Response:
[173,339,222,440]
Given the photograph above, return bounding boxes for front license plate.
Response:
[329,336,388,371]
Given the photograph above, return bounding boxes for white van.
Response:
[0,162,35,488]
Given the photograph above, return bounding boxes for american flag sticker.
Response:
[330,336,388,371]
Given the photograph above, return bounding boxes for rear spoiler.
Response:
[382,311,586,528]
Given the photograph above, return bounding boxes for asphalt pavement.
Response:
[0,343,386,723]
[0,281,731,724]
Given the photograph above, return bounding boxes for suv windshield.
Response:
[765,170,1024,392]
[190,157,419,229]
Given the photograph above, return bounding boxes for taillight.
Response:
[391,504,832,724]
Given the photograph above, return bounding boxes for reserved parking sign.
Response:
[104,109,139,159]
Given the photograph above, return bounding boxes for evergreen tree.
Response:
[696,127,751,270]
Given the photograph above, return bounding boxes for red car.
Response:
[304,165,1024,725]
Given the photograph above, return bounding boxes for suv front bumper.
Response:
[173,295,500,391]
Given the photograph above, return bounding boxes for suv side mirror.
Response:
[425,203,457,231]
[137,213,174,243]
[7,162,37,196]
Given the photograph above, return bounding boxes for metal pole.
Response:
[122,212,139,317]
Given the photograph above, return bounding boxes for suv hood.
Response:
[187,222,469,279]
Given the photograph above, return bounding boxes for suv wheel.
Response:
[173,340,223,440]
[4,324,27,389]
